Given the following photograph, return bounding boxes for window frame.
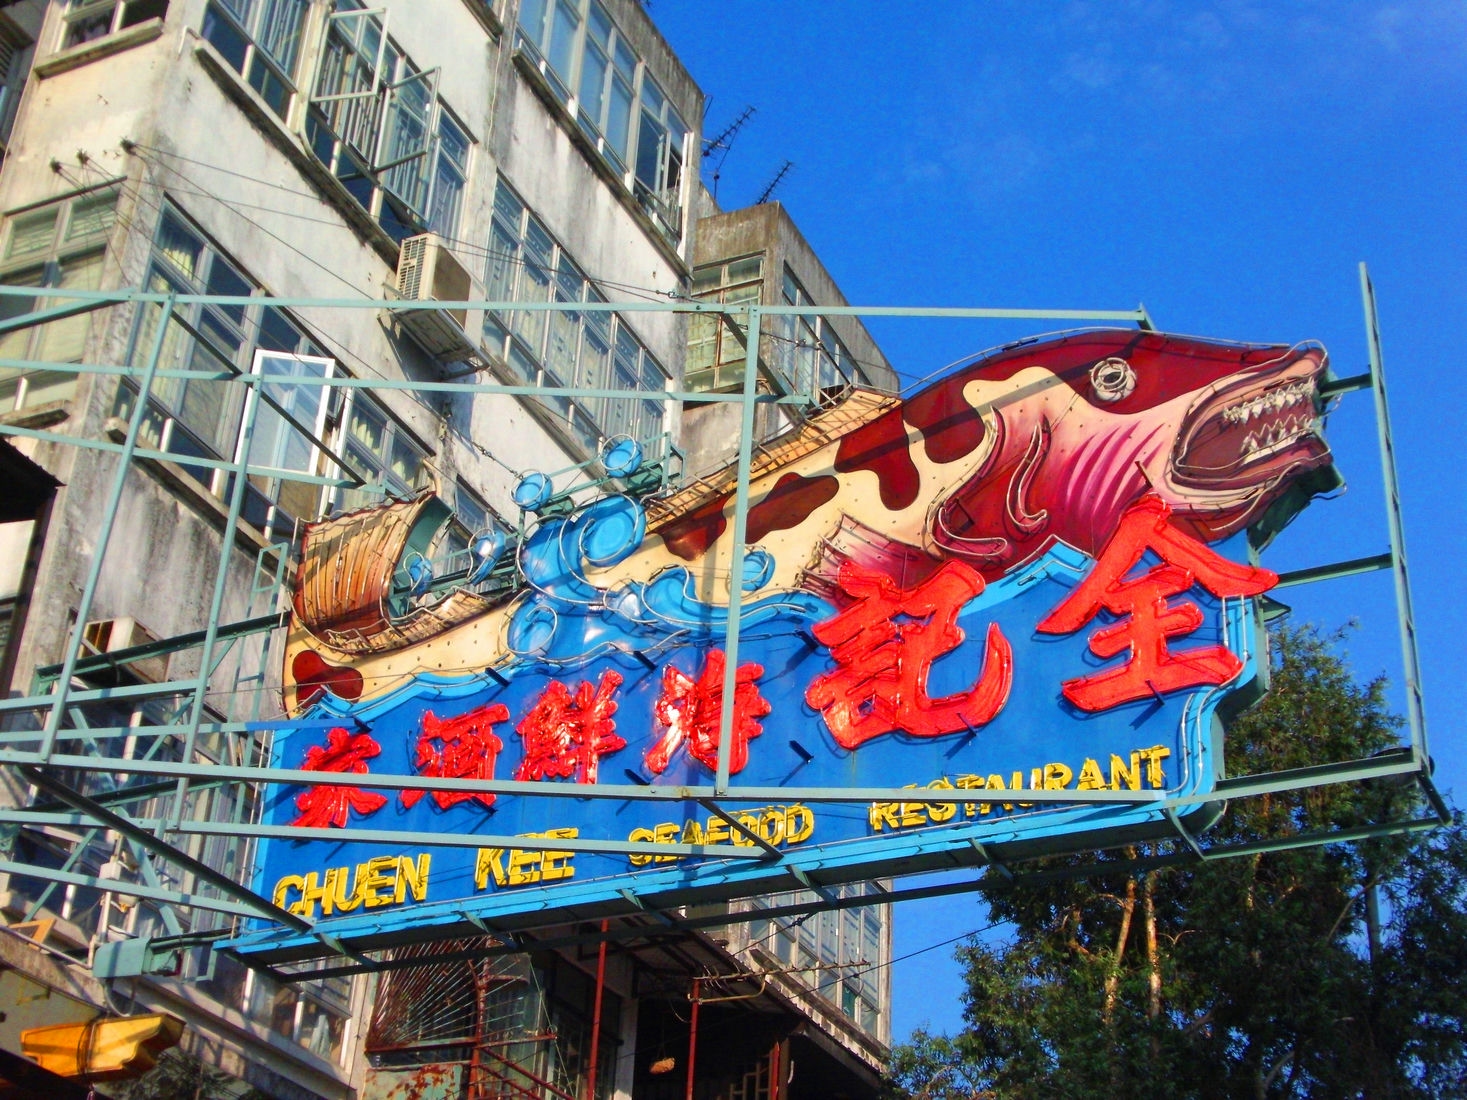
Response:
[513,0,690,245]
[778,266,857,397]
[303,0,472,244]
[746,884,887,1030]
[115,200,334,545]
[329,386,433,515]
[58,0,167,51]
[0,183,121,415]
[199,0,312,119]
[686,254,763,394]
[483,176,670,455]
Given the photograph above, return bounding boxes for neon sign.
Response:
[238,329,1338,956]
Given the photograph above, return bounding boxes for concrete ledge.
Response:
[461,0,503,39]
[0,400,70,431]
[33,18,166,80]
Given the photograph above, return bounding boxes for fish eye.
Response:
[1090,357,1136,402]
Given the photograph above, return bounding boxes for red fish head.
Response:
[918,330,1339,573]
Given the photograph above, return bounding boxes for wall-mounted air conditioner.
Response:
[394,233,484,361]
[82,616,167,683]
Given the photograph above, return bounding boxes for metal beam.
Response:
[1360,263,1431,762]
[0,295,110,336]
[1273,553,1393,588]
[1320,371,1374,397]
[0,750,1175,804]
[697,799,783,860]
[715,305,762,796]
[16,765,313,932]
[30,611,284,685]
[0,860,274,921]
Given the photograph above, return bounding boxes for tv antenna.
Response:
[703,106,756,158]
[704,105,756,204]
[756,160,794,205]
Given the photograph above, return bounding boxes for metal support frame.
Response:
[0,282,1441,974]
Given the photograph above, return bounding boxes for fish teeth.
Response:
[1221,380,1316,426]
[1238,412,1319,460]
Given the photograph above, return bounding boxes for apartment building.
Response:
[0,1,896,1097]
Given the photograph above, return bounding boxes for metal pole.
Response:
[585,918,609,1100]
[715,306,762,795]
[1358,263,1429,761]
[38,294,176,761]
[685,976,700,1100]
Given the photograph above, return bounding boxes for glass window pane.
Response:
[0,265,45,361]
[7,210,57,259]
[634,110,665,189]
[578,43,607,122]
[257,0,309,73]
[513,262,550,353]
[347,396,385,453]
[547,0,579,82]
[65,191,118,242]
[259,306,305,353]
[486,223,519,303]
[518,0,548,47]
[204,254,249,304]
[35,252,103,363]
[157,211,205,279]
[606,72,632,159]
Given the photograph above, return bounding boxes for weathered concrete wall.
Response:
[680,202,898,477]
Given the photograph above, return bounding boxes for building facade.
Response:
[0,1,896,1097]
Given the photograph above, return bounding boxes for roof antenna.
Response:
[755,160,794,205]
[703,105,756,204]
[703,106,756,158]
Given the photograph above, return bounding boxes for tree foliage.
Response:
[886,626,1462,1100]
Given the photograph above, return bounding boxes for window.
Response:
[0,23,34,152]
[746,884,886,1032]
[246,966,352,1064]
[632,73,686,235]
[575,2,635,171]
[331,389,431,514]
[776,267,857,397]
[441,479,510,581]
[686,255,763,394]
[515,0,689,244]
[305,0,470,243]
[114,201,331,544]
[0,185,119,414]
[484,177,669,453]
[200,0,310,117]
[60,0,167,50]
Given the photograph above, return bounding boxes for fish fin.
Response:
[801,515,943,605]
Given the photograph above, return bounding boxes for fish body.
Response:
[283,329,1337,710]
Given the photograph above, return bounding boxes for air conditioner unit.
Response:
[82,616,168,683]
[395,233,484,361]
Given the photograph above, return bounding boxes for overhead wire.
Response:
[124,140,682,306]
[118,142,914,383]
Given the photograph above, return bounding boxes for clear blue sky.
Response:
[651,1,1467,1040]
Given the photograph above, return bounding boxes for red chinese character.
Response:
[514,671,626,784]
[805,560,1013,749]
[402,703,509,810]
[291,727,388,828]
[646,650,770,776]
[1036,494,1277,712]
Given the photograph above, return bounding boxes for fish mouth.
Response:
[1171,347,1331,491]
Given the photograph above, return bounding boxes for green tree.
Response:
[886,625,1460,1100]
